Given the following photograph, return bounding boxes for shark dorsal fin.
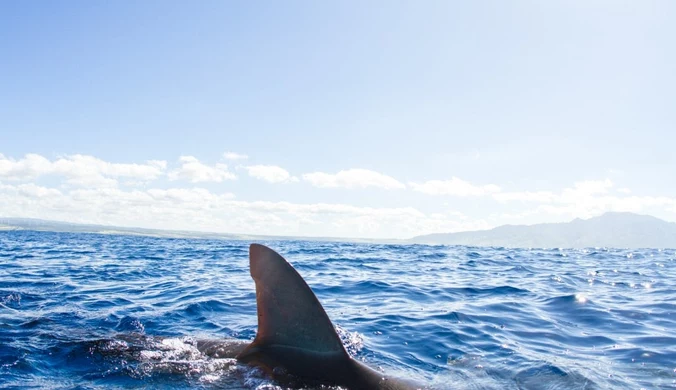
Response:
[245,244,348,355]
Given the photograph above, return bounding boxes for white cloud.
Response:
[0,153,166,187]
[223,152,249,160]
[409,177,501,196]
[52,154,166,187]
[168,156,237,183]
[245,165,295,183]
[0,153,52,180]
[0,181,484,238]
[302,169,405,190]
[2,152,675,238]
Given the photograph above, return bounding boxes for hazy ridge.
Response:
[410,212,676,248]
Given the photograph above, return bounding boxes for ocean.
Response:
[1,230,674,389]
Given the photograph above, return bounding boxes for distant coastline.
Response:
[0,217,398,244]
[2,212,675,249]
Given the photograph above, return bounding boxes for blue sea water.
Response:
[1,231,675,389]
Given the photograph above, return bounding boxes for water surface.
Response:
[1,231,675,389]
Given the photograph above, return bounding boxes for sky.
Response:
[1,1,675,239]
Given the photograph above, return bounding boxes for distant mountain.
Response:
[409,212,676,248]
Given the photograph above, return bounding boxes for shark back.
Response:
[236,244,423,390]
[238,243,348,358]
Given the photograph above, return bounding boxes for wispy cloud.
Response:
[565,179,613,197]
[146,187,236,203]
[493,179,613,205]
[0,153,166,187]
[409,177,501,196]
[223,152,249,160]
[244,165,297,183]
[493,179,676,220]
[167,156,236,183]
[493,191,557,203]
[302,169,405,190]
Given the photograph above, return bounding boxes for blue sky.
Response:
[1,1,675,238]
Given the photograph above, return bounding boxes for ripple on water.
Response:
[1,231,675,389]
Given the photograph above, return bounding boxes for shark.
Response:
[91,243,425,388]
[195,243,424,389]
